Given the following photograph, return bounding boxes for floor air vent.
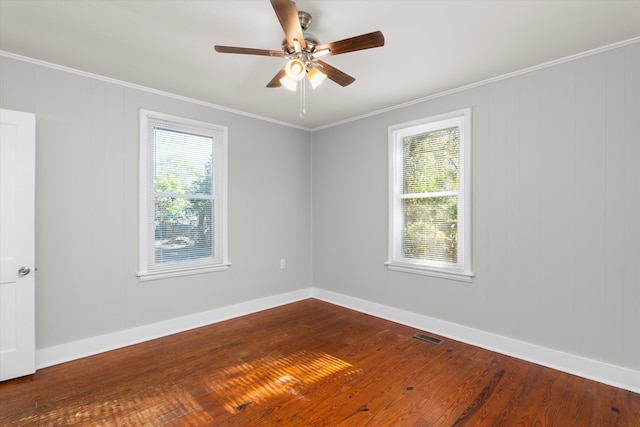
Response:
[413,333,444,345]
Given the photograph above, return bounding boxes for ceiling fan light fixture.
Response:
[307,67,327,89]
[285,59,306,81]
[280,75,298,91]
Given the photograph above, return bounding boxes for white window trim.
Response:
[137,109,230,281]
[387,108,474,282]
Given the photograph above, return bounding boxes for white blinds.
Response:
[401,126,460,264]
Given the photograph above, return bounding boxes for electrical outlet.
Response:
[280,259,286,269]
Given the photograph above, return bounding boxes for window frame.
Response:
[387,108,474,282]
[138,109,229,281]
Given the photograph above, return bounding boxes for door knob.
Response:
[18,266,31,276]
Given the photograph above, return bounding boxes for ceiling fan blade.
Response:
[214,45,285,57]
[316,31,385,57]
[316,61,355,87]
[270,0,306,50]
[266,67,287,88]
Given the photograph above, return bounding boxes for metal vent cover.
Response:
[413,333,444,345]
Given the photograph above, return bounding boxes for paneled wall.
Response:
[0,56,312,350]
[1,41,638,378]
[312,43,640,371]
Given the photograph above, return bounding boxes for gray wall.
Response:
[2,42,638,374]
[0,56,312,349]
[312,43,640,371]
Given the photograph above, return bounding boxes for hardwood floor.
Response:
[1,299,638,426]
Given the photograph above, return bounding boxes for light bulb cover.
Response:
[307,67,327,89]
[280,75,298,91]
[285,59,306,81]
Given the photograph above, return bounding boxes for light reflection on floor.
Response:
[208,351,359,414]
[17,385,214,426]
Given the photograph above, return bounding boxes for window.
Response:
[138,110,229,280]
[387,108,473,281]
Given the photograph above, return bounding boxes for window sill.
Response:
[385,261,474,283]
[137,263,231,282]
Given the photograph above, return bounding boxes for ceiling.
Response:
[1,1,639,129]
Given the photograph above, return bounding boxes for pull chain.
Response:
[299,78,307,118]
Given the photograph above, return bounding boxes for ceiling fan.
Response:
[214,0,385,91]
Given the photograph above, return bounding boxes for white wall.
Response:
[0,56,312,350]
[312,42,640,372]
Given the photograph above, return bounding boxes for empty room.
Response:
[1,0,639,425]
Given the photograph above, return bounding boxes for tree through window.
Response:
[388,109,474,281]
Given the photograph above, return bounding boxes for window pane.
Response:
[154,198,214,264]
[402,127,459,194]
[402,196,457,263]
[154,128,213,195]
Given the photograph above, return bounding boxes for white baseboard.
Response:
[36,287,639,394]
[36,288,312,369]
[310,288,640,394]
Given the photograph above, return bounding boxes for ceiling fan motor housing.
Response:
[281,11,318,55]
[282,35,319,55]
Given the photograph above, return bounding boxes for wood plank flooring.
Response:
[1,299,639,426]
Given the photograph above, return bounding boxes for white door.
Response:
[0,108,36,381]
